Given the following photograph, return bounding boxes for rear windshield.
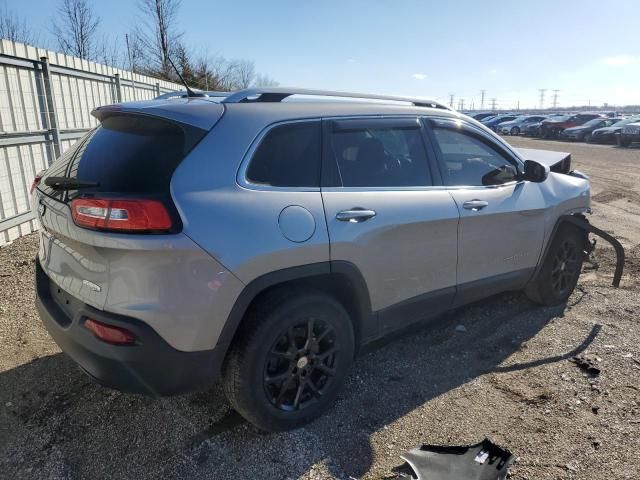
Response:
[40,115,205,200]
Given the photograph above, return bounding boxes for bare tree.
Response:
[53,0,100,60]
[232,60,255,89]
[253,73,279,88]
[213,59,256,90]
[0,4,38,44]
[125,31,145,73]
[136,0,182,79]
[96,34,122,67]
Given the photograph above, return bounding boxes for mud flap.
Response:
[393,438,514,480]
[562,215,625,287]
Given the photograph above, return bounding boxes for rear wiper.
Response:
[43,176,99,191]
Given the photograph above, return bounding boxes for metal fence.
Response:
[0,40,181,246]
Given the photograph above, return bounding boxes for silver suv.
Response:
[33,88,598,431]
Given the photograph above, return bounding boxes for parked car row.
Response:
[469,111,640,147]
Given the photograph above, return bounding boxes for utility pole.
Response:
[552,89,560,109]
[125,34,137,100]
[517,100,520,111]
[480,90,486,110]
[490,98,497,111]
[538,89,546,110]
[449,94,455,108]
[460,99,465,111]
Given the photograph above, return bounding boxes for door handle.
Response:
[463,200,489,211]
[336,208,377,222]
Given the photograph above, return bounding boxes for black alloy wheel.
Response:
[550,238,581,298]
[263,317,338,411]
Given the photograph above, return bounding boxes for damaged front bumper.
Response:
[393,438,515,480]
[563,214,625,287]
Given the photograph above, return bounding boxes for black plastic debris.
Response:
[393,438,515,480]
[570,354,601,376]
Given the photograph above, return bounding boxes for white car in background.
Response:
[498,115,548,135]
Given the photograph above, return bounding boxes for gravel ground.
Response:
[1,137,639,479]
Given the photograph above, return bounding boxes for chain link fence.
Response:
[0,40,181,246]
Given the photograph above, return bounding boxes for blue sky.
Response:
[6,0,640,108]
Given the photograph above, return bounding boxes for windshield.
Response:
[612,117,640,127]
[583,119,604,127]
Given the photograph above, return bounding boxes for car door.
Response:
[425,118,546,305]
[320,116,460,334]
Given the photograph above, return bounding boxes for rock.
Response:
[455,325,467,333]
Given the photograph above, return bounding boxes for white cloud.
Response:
[602,55,638,66]
[412,73,426,80]
[489,68,498,74]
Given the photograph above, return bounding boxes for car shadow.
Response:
[0,291,599,479]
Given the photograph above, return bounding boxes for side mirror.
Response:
[521,159,549,183]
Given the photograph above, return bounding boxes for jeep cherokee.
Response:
[33,88,603,431]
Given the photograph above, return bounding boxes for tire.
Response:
[617,135,631,147]
[510,126,520,135]
[526,225,585,305]
[222,289,355,431]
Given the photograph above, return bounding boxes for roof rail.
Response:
[221,87,451,110]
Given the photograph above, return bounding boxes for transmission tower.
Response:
[449,94,455,108]
[552,89,560,109]
[539,89,546,109]
[480,90,486,110]
[490,98,497,111]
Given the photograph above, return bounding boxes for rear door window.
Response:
[246,121,322,187]
[324,118,433,187]
[40,115,205,200]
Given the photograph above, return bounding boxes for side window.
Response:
[246,121,321,187]
[432,127,520,186]
[327,120,432,187]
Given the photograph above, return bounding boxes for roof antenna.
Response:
[167,56,206,98]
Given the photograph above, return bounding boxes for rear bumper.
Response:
[35,259,224,395]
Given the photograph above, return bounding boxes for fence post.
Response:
[114,73,123,103]
[155,82,160,97]
[40,56,62,159]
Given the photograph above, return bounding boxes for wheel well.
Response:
[529,214,590,286]
[225,271,371,358]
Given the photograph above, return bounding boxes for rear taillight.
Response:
[30,170,45,194]
[84,318,136,345]
[71,198,172,232]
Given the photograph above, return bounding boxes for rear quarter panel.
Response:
[171,107,330,285]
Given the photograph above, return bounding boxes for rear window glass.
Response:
[246,121,321,187]
[40,115,203,199]
[327,123,432,187]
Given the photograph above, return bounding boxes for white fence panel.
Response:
[0,40,181,246]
